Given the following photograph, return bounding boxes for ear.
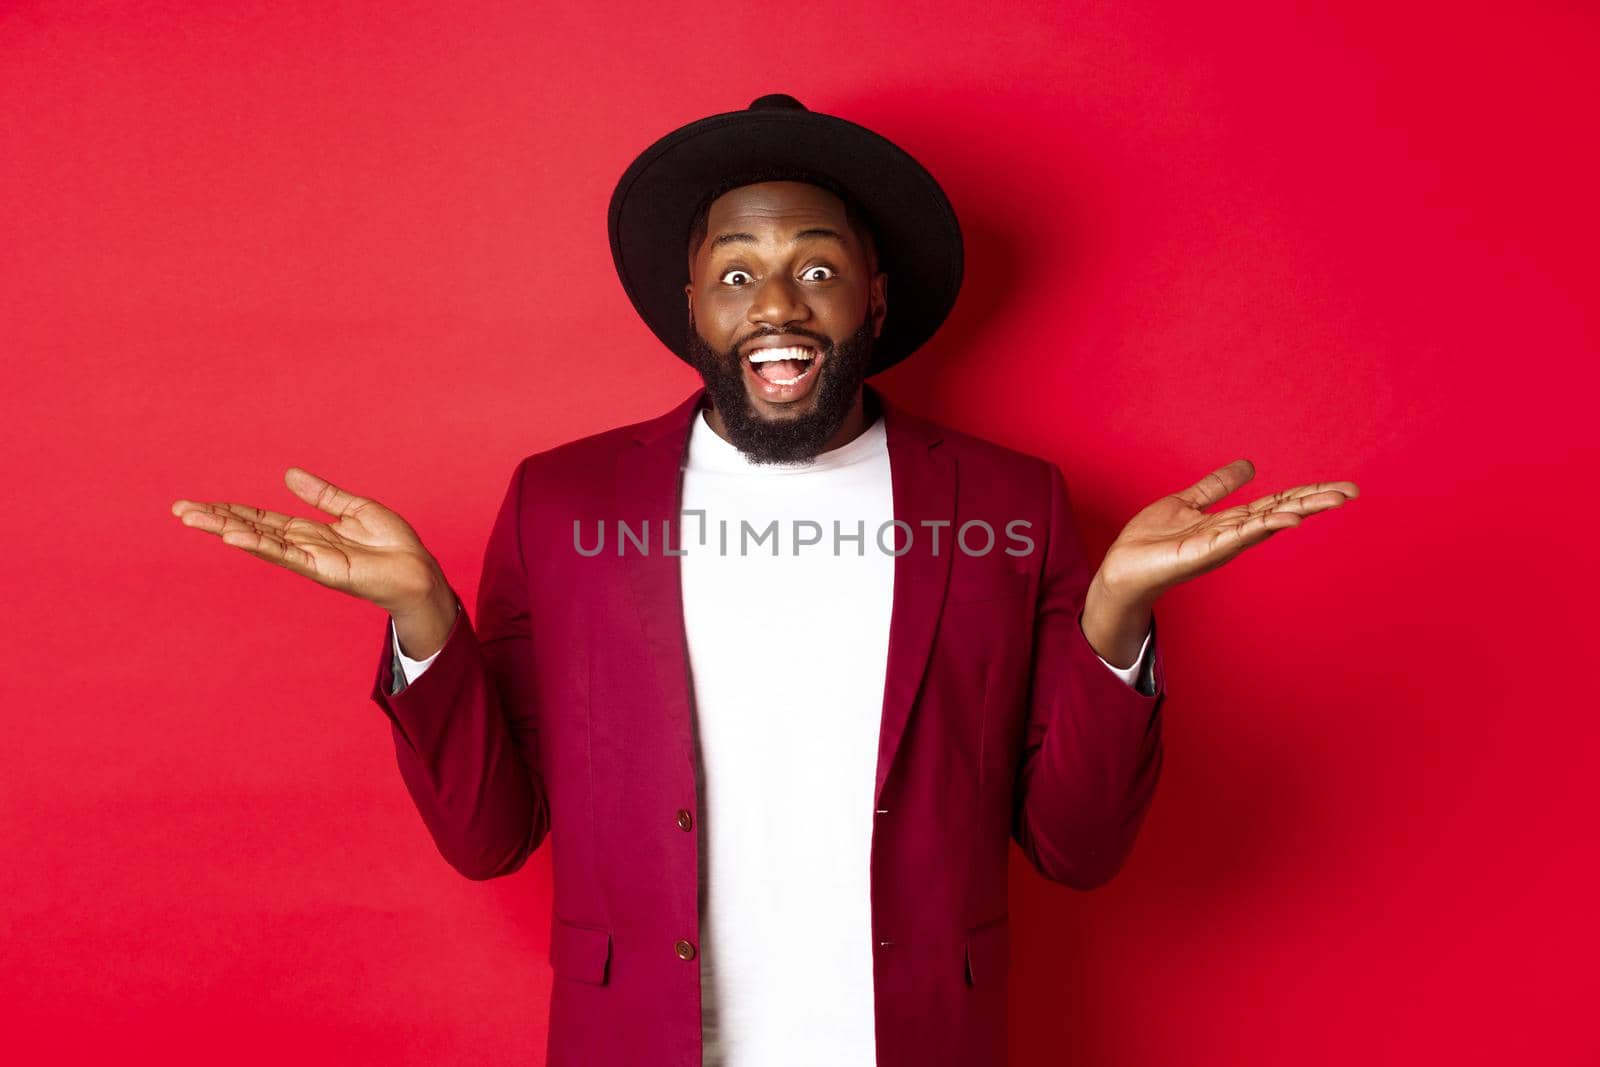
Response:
[870,272,889,340]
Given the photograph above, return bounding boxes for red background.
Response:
[3,2,1595,1063]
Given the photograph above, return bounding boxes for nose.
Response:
[747,272,811,329]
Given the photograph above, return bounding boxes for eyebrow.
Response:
[709,227,849,251]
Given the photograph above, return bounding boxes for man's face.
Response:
[684,181,888,464]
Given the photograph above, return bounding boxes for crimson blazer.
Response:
[368,383,1167,1067]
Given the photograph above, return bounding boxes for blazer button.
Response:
[676,809,693,831]
[674,939,696,961]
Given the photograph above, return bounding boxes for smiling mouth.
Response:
[746,345,819,386]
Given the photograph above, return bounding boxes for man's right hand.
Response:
[171,467,457,656]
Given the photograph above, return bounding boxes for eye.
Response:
[801,265,836,282]
[719,269,753,286]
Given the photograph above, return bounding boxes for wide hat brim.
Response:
[607,94,964,376]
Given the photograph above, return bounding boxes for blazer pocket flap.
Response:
[550,918,612,986]
[964,914,1011,987]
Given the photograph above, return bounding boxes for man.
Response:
[172,94,1358,1066]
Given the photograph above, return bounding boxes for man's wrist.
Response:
[390,579,459,661]
[1081,571,1158,670]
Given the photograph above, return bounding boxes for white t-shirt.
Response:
[390,408,1151,1066]
[678,407,897,1066]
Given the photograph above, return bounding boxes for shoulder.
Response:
[513,392,698,493]
[522,423,637,479]
[893,405,1057,491]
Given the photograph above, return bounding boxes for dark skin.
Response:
[169,182,1358,669]
[685,181,887,452]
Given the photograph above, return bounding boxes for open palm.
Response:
[171,467,442,616]
[1099,459,1360,600]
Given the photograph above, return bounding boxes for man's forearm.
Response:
[1079,571,1157,669]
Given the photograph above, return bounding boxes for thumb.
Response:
[285,466,371,518]
[1174,458,1255,511]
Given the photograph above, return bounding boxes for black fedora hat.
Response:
[607,93,964,376]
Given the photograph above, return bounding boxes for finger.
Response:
[177,503,320,575]
[1175,459,1255,510]
[1242,483,1358,518]
[219,525,316,573]
[214,501,303,534]
[177,508,330,567]
[174,502,237,535]
[1258,481,1360,508]
[285,467,372,519]
[173,498,224,522]
[175,499,298,533]
[1241,495,1348,532]
[174,502,273,538]
[1220,508,1303,548]
[1198,494,1348,549]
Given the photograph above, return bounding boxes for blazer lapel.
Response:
[872,385,955,807]
[614,388,708,777]
[614,385,956,805]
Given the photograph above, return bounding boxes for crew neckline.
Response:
[687,404,887,475]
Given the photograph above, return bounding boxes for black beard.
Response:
[684,317,875,465]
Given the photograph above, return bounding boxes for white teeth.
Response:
[767,361,815,386]
[748,346,816,363]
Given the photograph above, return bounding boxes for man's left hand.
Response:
[1079,459,1359,668]
[1099,459,1359,602]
